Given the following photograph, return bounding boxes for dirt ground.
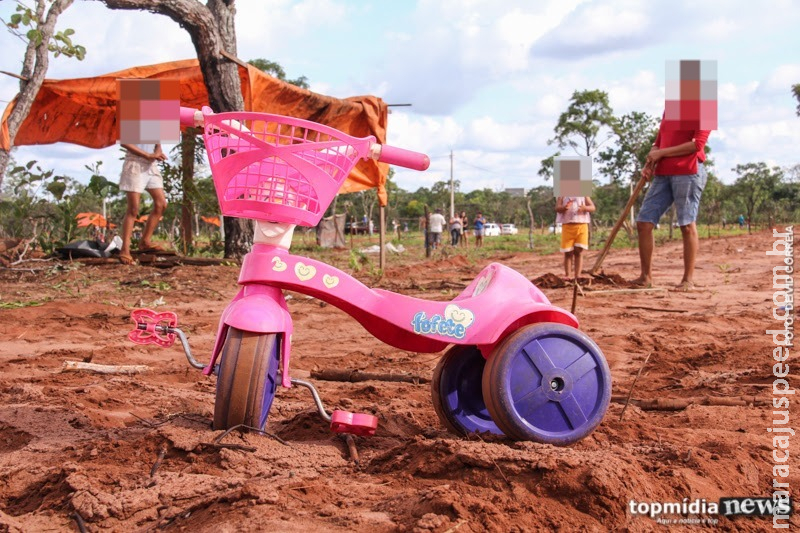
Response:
[0,230,797,532]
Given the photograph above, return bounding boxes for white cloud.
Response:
[759,64,800,95]
[362,0,585,114]
[532,1,652,59]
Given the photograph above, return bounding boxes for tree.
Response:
[598,111,658,186]
[248,58,309,89]
[549,89,616,158]
[731,162,783,233]
[539,89,616,180]
[526,186,557,230]
[537,151,560,180]
[0,0,84,189]
[97,0,251,259]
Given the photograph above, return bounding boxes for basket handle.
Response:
[372,144,430,171]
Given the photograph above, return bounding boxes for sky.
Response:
[1,0,799,195]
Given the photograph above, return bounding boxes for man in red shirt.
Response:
[632,118,711,290]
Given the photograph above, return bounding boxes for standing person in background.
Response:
[460,211,469,247]
[555,196,595,282]
[449,213,463,246]
[633,114,711,290]
[473,212,486,248]
[118,143,168,265]
[428,208,447,250]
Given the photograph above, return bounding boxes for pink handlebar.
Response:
[377,145,430,171]
[180,106,201,127]
[181,105,429,171]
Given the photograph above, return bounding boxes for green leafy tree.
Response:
[537,151,560,180]
[539,89,616,180]
[551,89,616,155]
[731,162,784,233]
[526,186,557,230]
[248,58,310,89]
[0,160,97,252]
[0,0,84,187]
[598,111,658,186]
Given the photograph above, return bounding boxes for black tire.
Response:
[213,328,280,431]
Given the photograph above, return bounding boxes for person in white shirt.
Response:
[428,208,447,250]
[118,143,168,265]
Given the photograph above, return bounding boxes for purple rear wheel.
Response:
[431,345,503,436]
[482,323,611,445]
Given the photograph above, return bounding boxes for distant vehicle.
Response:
[501,224,518,235]
[484,223,501,236]
[549,223,562,234]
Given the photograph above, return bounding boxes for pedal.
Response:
[129,309,178,348]
[329,410,378,437]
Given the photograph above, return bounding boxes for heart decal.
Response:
[472,271,493,297]
[271,256,287,272]
[444,304,475,327]
[294,262,317,281]
[322,274,339,288]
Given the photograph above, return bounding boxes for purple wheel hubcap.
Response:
[498,324,611,444]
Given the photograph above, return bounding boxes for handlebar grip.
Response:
[377,145,430,171]
[180,106,202,127]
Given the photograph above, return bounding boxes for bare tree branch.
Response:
[0,0,75,187]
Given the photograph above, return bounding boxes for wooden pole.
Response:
[379,205,386,271]
[526,198,534,249]
[424,205,431,258]
[590,175,648,274]
[180,130,196,255]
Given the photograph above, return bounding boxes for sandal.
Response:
[629,278,653,289]
[119,253,135,265]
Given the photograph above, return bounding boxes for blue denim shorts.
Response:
[636,163,707,227]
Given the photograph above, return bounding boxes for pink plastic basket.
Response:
[200,107,375,227]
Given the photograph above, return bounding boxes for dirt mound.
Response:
[0,231,796,531]
[532,272,567,289]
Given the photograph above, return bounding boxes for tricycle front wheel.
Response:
[213,328,281,431]
[482,323,611,445]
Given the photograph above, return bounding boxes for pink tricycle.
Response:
[129,106,611,445]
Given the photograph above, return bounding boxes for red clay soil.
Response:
[0,230,797,532]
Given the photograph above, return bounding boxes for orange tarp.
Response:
[1,59,390,204]
[76,212,116,229]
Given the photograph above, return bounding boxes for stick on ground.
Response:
[586,288,668,295]
[311,369,430,384]
[342,434,359,464]
[612,395,765,411]
[150,445,168,477]
[620,351,652,421]
[570,280,579,315]
[61,360,151,374]
[626,306,687,313]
